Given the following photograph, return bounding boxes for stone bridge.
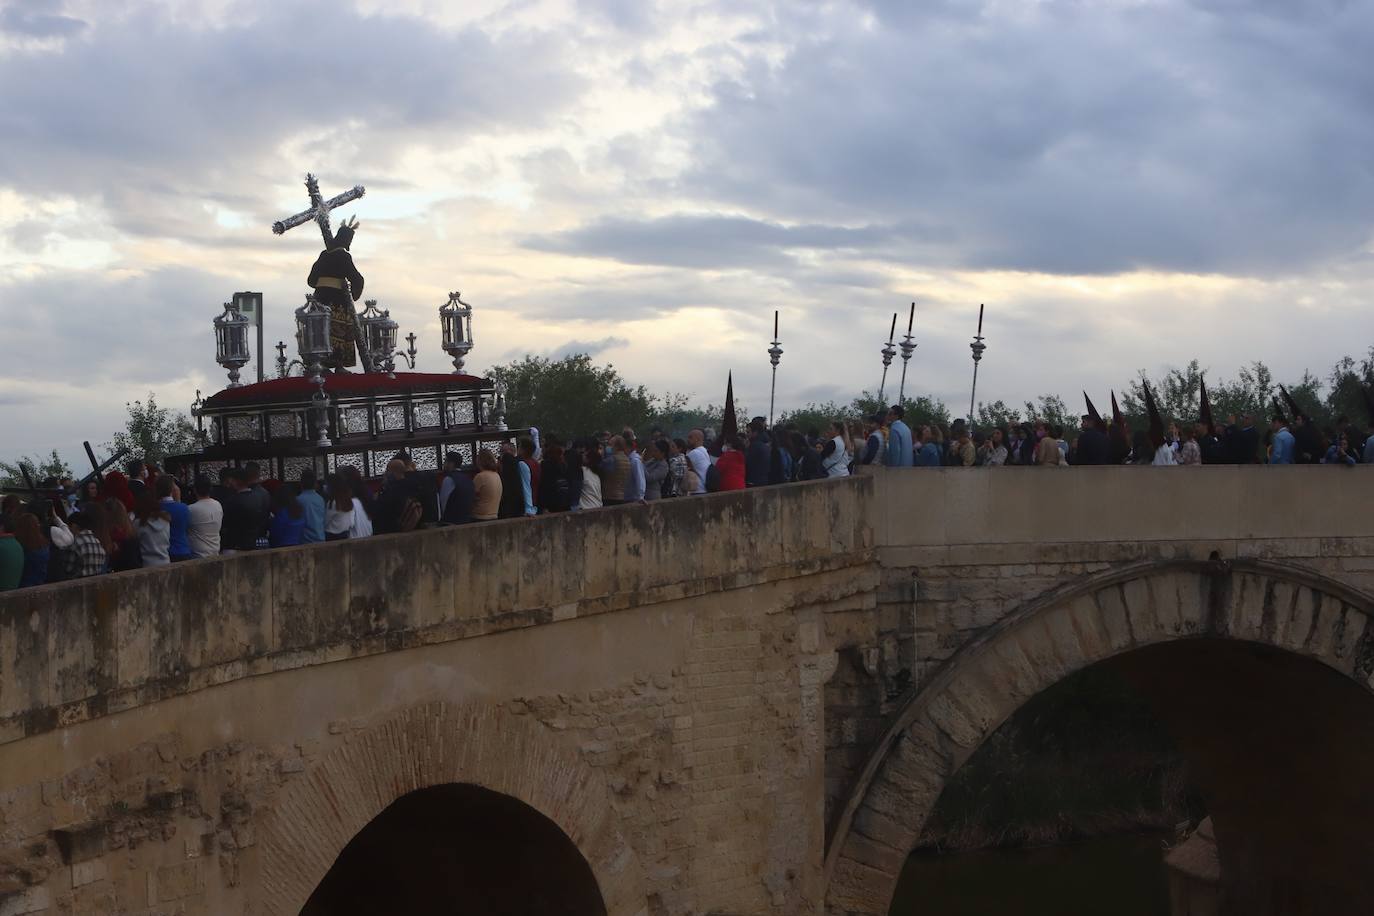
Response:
[1,468,1372,915]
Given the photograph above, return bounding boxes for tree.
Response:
[975,399,1023,430]
[648,400,733,439]
[778,401,851,436]
[1019,394,1076,435]
[491,354,669,441]
[0,449,72,489]
[107,393,198,465]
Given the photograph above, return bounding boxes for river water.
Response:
[890,832,1171,916]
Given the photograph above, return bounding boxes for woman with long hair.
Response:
[103,471,136,513]
[323,477,354,541]
[269,486,306,547]
[821,420,851,478]
[14,513,49,588]
[133,488,172,567]
[78,479,102,511]
[103,497,143,571]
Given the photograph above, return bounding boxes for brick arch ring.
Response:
[823,557,1374,916]
[254,700,647,916]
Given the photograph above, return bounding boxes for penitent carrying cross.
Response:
[271,173,365,245]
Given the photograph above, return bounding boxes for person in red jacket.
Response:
[716,435,747,491]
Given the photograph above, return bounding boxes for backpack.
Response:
[704,463,722,493]
[398,498,423,532]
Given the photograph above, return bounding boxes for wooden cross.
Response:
[271,173,365,245]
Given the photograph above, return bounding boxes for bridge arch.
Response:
[255,700,647,916]
[824,558,1374,915]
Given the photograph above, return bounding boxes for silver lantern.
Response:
[214,301,252,388]
[360,300,398,365]
[295,294,334,385]
[439,291,474,373]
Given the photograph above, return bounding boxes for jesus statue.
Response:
[306,217,366,370]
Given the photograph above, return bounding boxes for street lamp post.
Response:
[877,313,897,406]
[767,310,783,427]
[897,301,916,404]
[968,303,987,424]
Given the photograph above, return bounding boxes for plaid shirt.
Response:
[73,531,108,578]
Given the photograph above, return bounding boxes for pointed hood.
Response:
[714,371,738,455]
[1278,384,1304,423]
[1142,381,1165,450]
[1110,391,1127,430]
[1362,383,1374,429]
[1083,392,1106,432]
[1270,395,1287,424]
[1199,376,1215,435]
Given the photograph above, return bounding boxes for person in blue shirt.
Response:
[1268,417,1296,464]
[268,487,306,547]
[1322,434,1358,466]
[156,475,193,561]
[297,469,326,543]
[885,405,915,467]
[915,426,942,467]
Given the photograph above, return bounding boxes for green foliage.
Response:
[0,449,73,489]
[1326,349,1374,425]
[491,354,668,441]
[1112,352,1374,437]
[781,392,952,435]
[921,664,1201,851]
[649,401,733,439]
[777,401,849,436]
[107,393,198,464]
[975,394,1077,435]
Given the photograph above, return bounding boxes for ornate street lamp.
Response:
[968,303,987,424]
[295,294,334,385]
[767,310,783,427]
[876,312,897,406]
[897,301,916,404]
[440,291,474,373]
[214,301,252,388]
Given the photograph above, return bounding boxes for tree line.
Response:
[6,348,1371,489]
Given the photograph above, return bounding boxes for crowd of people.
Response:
[1,405,1368,591]
[835,406,1374,469]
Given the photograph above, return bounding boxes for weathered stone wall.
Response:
[824,467,1374,915]
[1,467,1372,916]
[0,479,882,915]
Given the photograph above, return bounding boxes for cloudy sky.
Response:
[2,0,1373,463]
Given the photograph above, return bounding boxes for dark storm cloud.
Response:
[0,1,583,234]
[668,0,1374,277]
[523,213,924,269]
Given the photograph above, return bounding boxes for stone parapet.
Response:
[0,477,872,746]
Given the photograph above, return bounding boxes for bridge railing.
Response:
[867,465,1372,551]
[0,477,871,745]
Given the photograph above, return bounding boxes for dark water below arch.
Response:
[890,832,1171,916]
